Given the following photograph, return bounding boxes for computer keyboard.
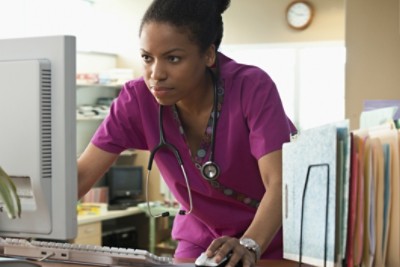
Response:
[1,238,174,266]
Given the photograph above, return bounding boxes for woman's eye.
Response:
[168,56,180,63]
[141,55,151,63]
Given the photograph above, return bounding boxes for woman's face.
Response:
[140,22,215,106]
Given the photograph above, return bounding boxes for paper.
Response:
[359,106,398,130]
[363,99,400,120]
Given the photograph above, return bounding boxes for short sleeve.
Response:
[91,80,149,153]
[240,69,293,159]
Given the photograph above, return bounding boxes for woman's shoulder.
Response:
[120,77,153,98]
[219,52,275,95]
[114,77,156,110]
[124,76,147,91]
[219,52,273,84]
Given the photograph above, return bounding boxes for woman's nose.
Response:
[150,61,167,81]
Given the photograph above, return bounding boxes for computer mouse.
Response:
[194,252,229,267]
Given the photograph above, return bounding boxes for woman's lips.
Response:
[151,86,172,98]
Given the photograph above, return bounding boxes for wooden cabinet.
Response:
[73,207,148,249]
[73,222,102,246]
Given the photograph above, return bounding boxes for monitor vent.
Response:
[41,67,52,179]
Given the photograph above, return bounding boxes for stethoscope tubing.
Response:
[146,163,193,217]
[200,69,220,180]
[146,68,219,217]
[146,105,193,217]
[208,69,218,163]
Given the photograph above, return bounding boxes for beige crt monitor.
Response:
[0,35,77,240]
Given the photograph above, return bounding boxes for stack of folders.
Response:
[282,109,400,267]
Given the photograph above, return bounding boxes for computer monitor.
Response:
[107,166,143,205]
[0,35,77,240]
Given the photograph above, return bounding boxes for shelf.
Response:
[77,115,107,121]
[77,206,143,225]
[77,83,123,89]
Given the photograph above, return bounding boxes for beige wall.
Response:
[92,0,345,72]
[345,0,400,129]
[224,0,344,44]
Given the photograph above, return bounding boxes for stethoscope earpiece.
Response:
[178,210,187,215]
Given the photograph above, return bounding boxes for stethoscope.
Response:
[146,68,220,218]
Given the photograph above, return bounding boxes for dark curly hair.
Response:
[139,0,231,53]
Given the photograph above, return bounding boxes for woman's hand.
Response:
[205,236,256,267]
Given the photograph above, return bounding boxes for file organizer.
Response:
[283,116,400,266]
[282,121,350,267]
[299,163,330,267]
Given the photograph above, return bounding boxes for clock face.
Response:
[287,1,313,29]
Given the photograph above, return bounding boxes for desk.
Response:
[3,258,308,267]
[76,206,144,246]
[137,203,178,254]
[76,204,178,252]
[77,206,143,225]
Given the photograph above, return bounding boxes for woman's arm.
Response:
[77,143,119,199]
[205,150,283,267]
[242,149,283,254]
[243,150,282,252]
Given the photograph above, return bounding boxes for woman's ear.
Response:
[205,45,217,67]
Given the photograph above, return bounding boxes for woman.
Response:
[78,0,295,266]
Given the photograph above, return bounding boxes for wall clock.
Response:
[286,1,314,30]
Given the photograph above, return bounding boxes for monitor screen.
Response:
[107,166,143,203]
[0,35,77,240]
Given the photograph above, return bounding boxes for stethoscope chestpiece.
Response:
[201,161,220,181]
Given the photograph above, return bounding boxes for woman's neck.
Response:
[176,72,214,117]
